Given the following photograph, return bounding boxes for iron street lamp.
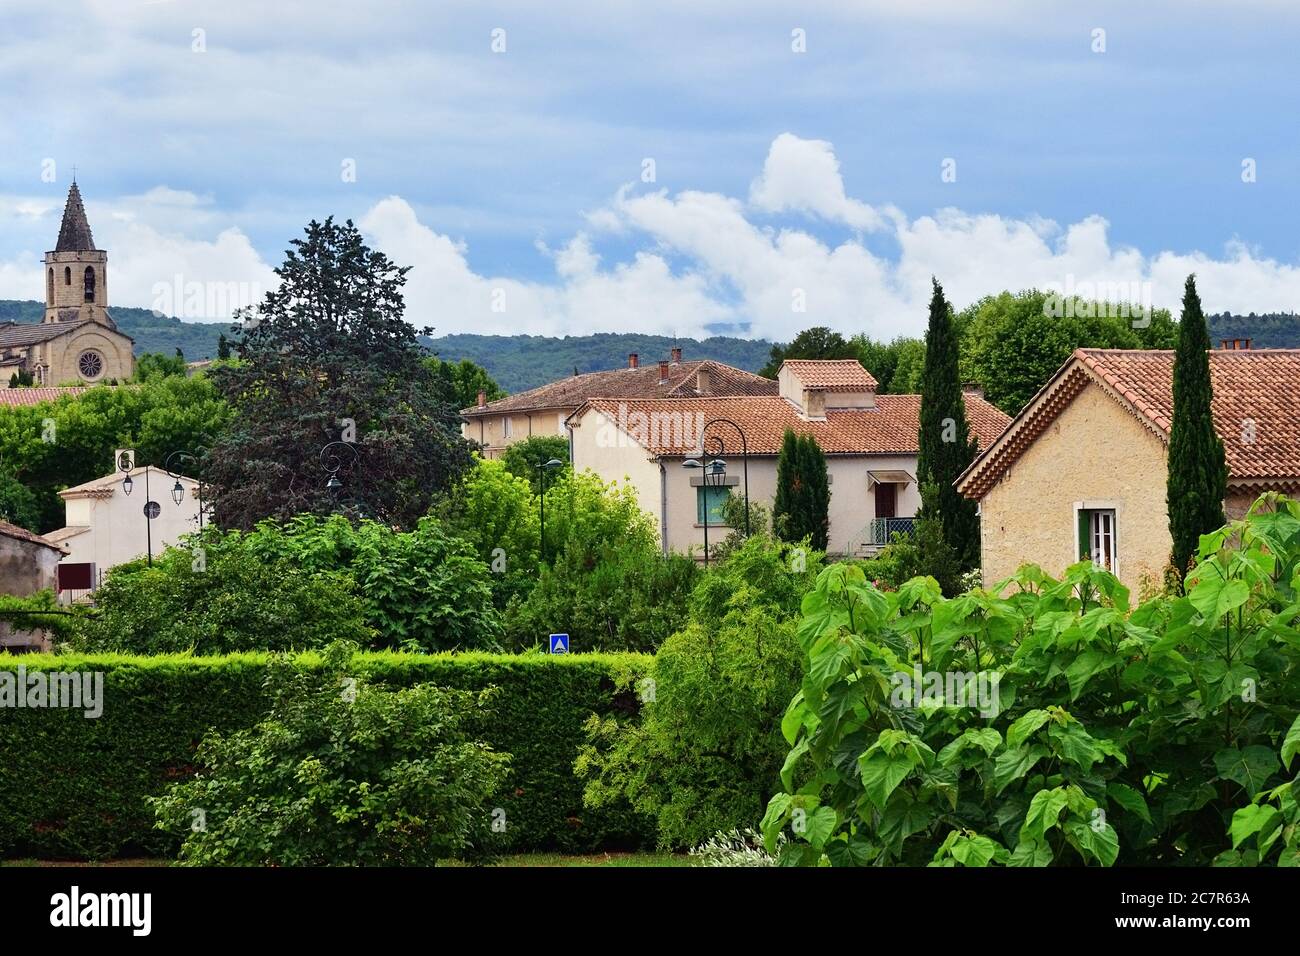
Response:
[683,454,727,569]
[699,419,750,536]
[320,441,360,513]
[117,451,156,565]
[537,458,564,564]
[164,449,208,530]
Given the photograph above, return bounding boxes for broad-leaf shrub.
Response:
[762,494,1300,866]
[578,535,821,846]
[78,514,503,653]
[508,539,698,652]
[76,548,370,654]
[241,514,502,651]
[150,643,510,865]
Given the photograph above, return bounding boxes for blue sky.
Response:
[2,0,1299,340]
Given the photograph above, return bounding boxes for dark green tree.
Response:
[759,326,857,378]
[207,218,472,531]
[1166,274,1227,580]
[773,430,830,550]
[425,355,506,411]
[916,278,981,570]
[500,434,570,493]
[216,333,231,360]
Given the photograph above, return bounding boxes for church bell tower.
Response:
[44,181,115,328]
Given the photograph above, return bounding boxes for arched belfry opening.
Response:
[84,266,96,303]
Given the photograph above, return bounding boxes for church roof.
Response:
[0,321,92,348]
[55,182,97,252]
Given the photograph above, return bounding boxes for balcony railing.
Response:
[870,516,916,544]
[844,516,917,556]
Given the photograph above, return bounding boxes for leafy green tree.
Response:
[216,333,230,360]
[0,375,231,532]
[425,355,506,410]
[959,289,1178,414]
[207,217,471,531]
[437,457,540,608]
[150,641,510,866]
[759,326,857,378]
[577,534,821,847]
[773,431,830,551]
[917,278,980,573]
[1167,275,1228,579]
[134,351,188,380]
[0,472,41,530]
[500,434,570,492]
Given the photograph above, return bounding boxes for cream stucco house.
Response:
[461,348,777,458]
[48,460,202,596]
[957,346,1300,594]
[567,359,1010,559]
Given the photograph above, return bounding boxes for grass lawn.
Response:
[3,852,688,868]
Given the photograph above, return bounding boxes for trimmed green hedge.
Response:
[0,651,653,860]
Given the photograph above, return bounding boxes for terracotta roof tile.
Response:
[461,359,776,415]
[577,393,1010,456]
[782,359,879,390]
[959,348,1300,498]
[0,519,65,552]
[0,386,89,406]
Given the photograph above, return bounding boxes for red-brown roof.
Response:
[0,387,88,407]
[575,393,1010,456]
[782,359,879,390]
[461,359,777,416]
[0,519,65,553]
[959,348,1300,498]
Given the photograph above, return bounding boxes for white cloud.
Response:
[749,133,892,231]
[5,134,1300,339]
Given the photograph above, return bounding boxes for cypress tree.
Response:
[1166,274,1227,579]
[802,434,831,551]
[916,277,981,569]
[773,429,801,542]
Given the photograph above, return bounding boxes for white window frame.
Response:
[1073,500,1121,578]
[502,415,513,439]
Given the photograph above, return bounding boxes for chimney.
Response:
[1219,338,1252,350]
[695,364,711,393]
[628,353,639,369]
[670,346,682,364]
[476,389,486,408]
[961,381,984,400]
[658,360,669,383]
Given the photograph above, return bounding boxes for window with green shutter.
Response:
[1077,508,1118,572]
[697,485,731,526]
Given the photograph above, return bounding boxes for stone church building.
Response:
[0,182,135,385]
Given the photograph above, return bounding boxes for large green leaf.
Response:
[1282,714,1300,771]
[1022,787,1069,841]
[1006,710,1051,749]
[1229,804,1281,849]
[1213,746,1282,797]
[991,744,1049,795]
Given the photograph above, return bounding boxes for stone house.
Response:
[0,519,67,652]
[957,346,1300,594]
